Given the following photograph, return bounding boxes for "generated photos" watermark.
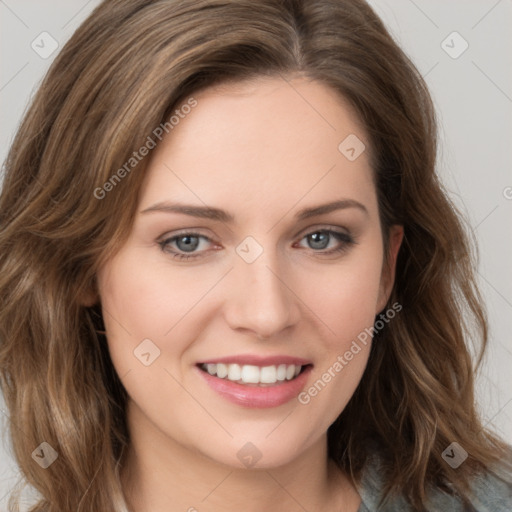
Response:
[298,301,402,405]
[94,97,197,200]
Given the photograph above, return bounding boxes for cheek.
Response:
[296,341,370,442]
[96,253,172,377]
[96,248,230,391]
[294,245,382,416]
[98,249,211,341]
[295,269,380,432]
[305,243,383,343]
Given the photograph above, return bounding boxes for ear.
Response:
[376,224,404,313]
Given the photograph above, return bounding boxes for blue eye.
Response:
[297,230,355,253]
[158,233,212,261]
[158,229,355,261]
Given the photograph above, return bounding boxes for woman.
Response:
[0,0,511,510]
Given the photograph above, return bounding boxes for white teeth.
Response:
[201,363,304,385]
[260,365,277,384]
[276,364,287,381]
[216,363,228,378]
[227,363,241,381]
[241,365,260,383]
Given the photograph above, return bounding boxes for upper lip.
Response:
[198,354,313,367]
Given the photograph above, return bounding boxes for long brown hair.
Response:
[0,0,510,510]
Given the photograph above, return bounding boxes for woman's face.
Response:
[96,76,402,469]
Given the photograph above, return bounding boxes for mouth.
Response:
[195,359,314,408]
[197,362,312,387]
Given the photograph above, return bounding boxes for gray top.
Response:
[355,452,512,511]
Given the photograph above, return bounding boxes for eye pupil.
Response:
[309,232,329,249]
[177,235,199,252]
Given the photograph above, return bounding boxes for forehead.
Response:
[139,76,376,220]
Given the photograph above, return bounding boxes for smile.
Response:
[199,362,307,386]
[195,359,314,408]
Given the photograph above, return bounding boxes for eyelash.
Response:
[158,228,356,261]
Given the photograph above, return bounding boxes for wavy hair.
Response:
[0,0,510,510]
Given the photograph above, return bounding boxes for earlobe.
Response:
[377,224,404,313]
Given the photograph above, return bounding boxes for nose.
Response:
[223,247,300,340]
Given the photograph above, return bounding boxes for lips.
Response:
[195,354,314,408]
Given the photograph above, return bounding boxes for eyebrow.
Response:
[140,199,368,222]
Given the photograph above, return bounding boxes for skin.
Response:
[94,75,403,512]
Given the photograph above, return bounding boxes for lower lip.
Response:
[196,365,313,409]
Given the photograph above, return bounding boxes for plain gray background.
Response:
[1,0,511,508]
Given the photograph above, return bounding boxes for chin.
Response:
[194,430,317,470]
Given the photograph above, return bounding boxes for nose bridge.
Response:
[225,237,299,338]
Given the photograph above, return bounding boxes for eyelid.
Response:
[158,224,352,245]
[157,230,218,258]
[295,223,352,238]
[157,224,356,262]
[157,228,214,243]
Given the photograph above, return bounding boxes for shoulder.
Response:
[356,449,512,512]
